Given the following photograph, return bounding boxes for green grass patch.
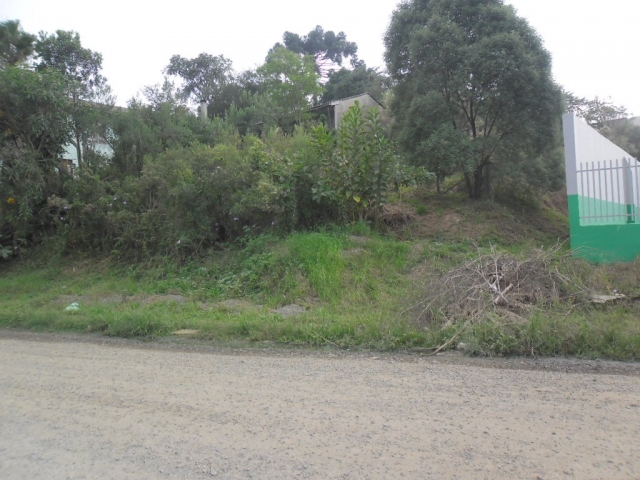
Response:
[1,222,639,359]
[460,306,640,360]
[0,226,417,348]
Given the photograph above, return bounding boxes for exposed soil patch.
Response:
[272,304,307,318]
[56,294,126,305]
[172,329,200,335]
[347,235,368,244]
[404,194,569,244]
[205,299,262,313]
[138,294,187,305]
[55,293,188,307]
[343,247,365,258]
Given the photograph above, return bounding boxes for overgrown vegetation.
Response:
[2,218,640,359]
[1,7,639,359]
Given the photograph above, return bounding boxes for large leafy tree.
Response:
[35,30,106,93]
[35,30,111,167]
[0,66,73,245]
[105,79,232,176]
[258,47,322,127]
[271,26,359,78]
[206,69,264,118]
[0,20,36,67]
[164,53,233,116]
[385,0,563,198]
[563,90,628,130]
[0,67,72,158]
[603,120,640,160]
[321,66,387,104]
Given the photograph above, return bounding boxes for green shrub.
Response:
[56,128,341,259]
[308,102,430,222]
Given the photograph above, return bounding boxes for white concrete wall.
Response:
[563,112,638,204]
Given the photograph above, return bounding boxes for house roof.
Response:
[309,92,385,111]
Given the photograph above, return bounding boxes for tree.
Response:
[164,53,233,116]
[257,47,322,127]
[309,102,428,222]
[563,90,628,130]
[322,66,387,104]
[35,30,111,167]
[35,31,106,92]
[105,81,229,176]
[0,67,72,158]
[0,20,36,67]
[0,66,74,245]
[271,26,359,78]
[602,120,640,159]
[0,20,34,68]
[421,123,474,193]
[226,92,278,136]
[202,70,263,118]
[385,0,564,198]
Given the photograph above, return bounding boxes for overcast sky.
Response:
[2,0,639,115]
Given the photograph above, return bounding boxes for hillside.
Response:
[2,192,639,359]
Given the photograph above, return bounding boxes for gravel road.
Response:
[1,331,639,480]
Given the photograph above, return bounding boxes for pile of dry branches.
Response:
[379,204,416,228]
[411,245,588,326]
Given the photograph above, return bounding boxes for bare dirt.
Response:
[1,330,639,480]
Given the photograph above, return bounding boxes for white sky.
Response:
[2,0,639,114]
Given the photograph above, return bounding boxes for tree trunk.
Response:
[199,101,208,121]
[472,166,484,199]
[75,128,82,167]
[464,172,473,198]
[484,162,491,197]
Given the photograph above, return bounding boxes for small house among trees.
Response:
[309,93,383,130]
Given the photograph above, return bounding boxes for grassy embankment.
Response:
[2,193,640,359]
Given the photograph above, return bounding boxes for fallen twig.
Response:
[427,323,469,356]
[322,336,340,348]
[494,283,514,304]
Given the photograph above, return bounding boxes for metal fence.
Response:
[576,157,640,225]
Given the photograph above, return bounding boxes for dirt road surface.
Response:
[1,331,639,480]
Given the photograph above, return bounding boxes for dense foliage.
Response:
[0,20,36,67]
[0,21,421,259]
[0,13,636,261]
[385,0,565,198]
[321,66,387,104]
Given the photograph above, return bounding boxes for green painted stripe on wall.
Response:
[574,195,636,225]
[568,195,640,263]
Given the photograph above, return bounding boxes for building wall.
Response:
[563,112,640,262]
[62,137,114,166]
[333,94,381,131]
